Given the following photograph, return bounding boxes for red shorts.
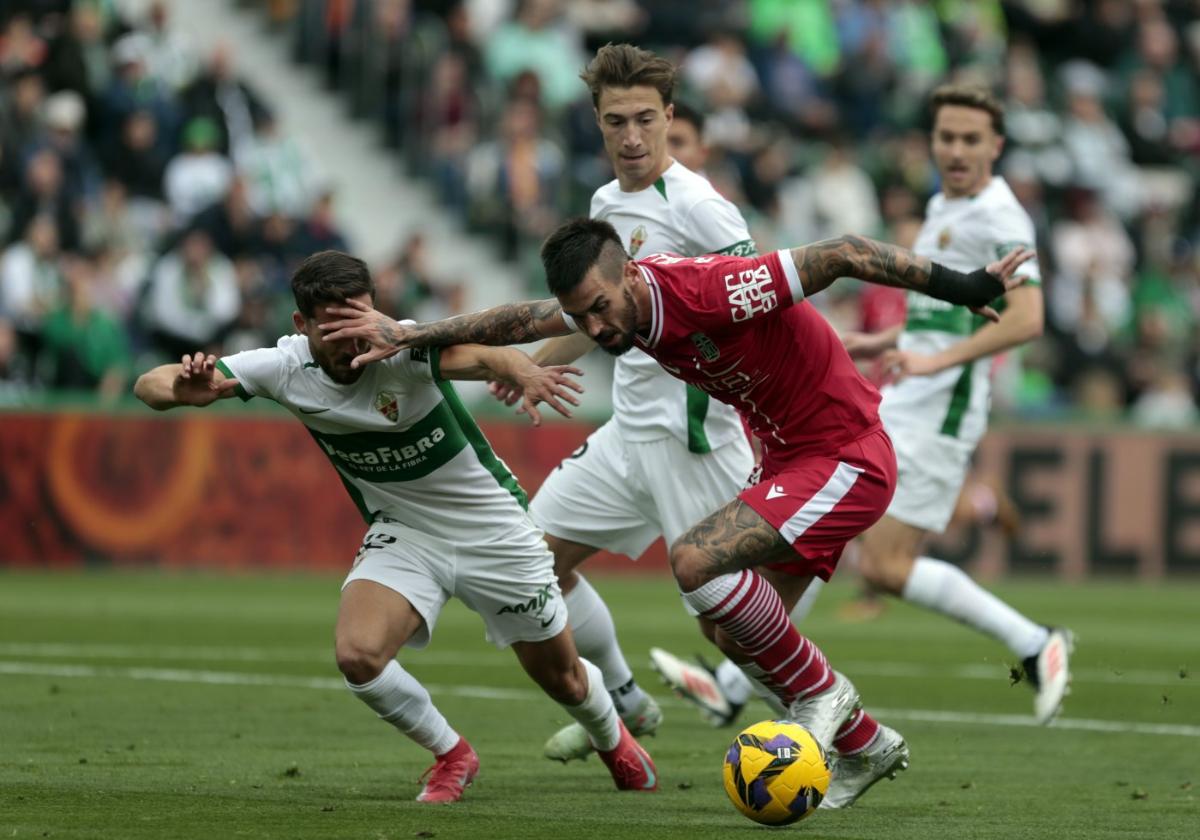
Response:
[739,428,897,581]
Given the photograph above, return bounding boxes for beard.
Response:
[597,287,639,356]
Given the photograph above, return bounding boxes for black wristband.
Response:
[927,262,1005,308]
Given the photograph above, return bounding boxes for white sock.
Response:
[902,557,1049,659]
[714,579,826,708]
[565,575,645,714]
[347,660,460,755]
[561,658,621,751]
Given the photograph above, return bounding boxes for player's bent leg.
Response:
[515,635,658,791]
[336,581,476,803]
[545,533,598,597]
[857,515,924,596]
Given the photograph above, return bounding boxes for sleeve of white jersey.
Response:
[216,346,285,402]
[682,198,757,257]
[989,205,1042,285]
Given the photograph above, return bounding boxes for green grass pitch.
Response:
[1,571,1196,839]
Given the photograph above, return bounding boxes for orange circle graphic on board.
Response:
[46,415,213,553]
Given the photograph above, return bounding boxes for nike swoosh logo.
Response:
[539,611,558,629]
[766,484,787,500]
[298,407,331,414]
[637,751,657,789]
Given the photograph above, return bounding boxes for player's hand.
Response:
[841,331,891,360]
[319,298,412,368]
[173,352,240,406]
[881,349,943,384]
[972,247,1035,322]
[488,379,524,407]
[513,365,584,427]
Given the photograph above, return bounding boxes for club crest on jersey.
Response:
[374,391,399,422]
[690,332,720,362]
[938,227,952,249]
[629,225,648,256]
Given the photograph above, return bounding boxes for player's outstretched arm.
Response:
[437,344,583,427]
[321,298,573,370]
[789,235,1033,321]
[134,352,241,410]
[883,284,1044,382]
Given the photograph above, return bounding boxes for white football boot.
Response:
[785,670,860,750]
[820,723,910,809]
[1024,627,1075,724]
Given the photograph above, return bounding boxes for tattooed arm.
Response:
[789,235,1033,320]
[320,298,573,369]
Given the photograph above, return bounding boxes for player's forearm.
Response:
[406,299,570,348]
[472,346,539,385]
[792,235,1004,307]
[933,289,1044,370]
[531,332,595,366]
[134,366,182,410]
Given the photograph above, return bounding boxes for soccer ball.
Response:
[722,719,832,826]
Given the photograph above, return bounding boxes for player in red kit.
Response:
[320,218,1032,805]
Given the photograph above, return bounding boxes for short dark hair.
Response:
[580,43,676,107]
[929,84,1005,136]
[541,218,628,296]
[670,100,705,136]
[291,250,374,318]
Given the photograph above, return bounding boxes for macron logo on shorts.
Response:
[766,484,787,500]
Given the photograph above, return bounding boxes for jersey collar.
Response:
[634,264,663,349]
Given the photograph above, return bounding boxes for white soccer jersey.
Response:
[217,334,532,542]
[590,161,755,452]
[880,176,1042,446]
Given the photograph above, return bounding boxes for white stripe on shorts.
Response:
[777,462,865,544]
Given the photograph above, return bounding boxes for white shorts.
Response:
[529,419,755,557]
[342,516,567,649]
[885,430,973,533]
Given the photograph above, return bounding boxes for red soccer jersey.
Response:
[631,250,882,469]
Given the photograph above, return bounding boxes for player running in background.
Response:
[133,250,658,802]
[317,215,1034,809]
[652,85,1073,749]
[490,44,758,763]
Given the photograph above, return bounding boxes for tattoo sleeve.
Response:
[677,500,791,578]
[792,234,933,297]
[407,299,567,347]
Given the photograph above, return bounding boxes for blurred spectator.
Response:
[38,252,130,401]
[235,111,317,217]
[141,228,240,358]
[164,117,234,223]
[483,0,585,111]
[682,31,760,150]
[139,0,198,93]
[40,90,101,204]
[104,110,169,201]
[42,2,112,113]
[466,94,564,261]
[8,147,80,251]
[293,188,349,256]
[0,68,47,186]
[374,232,464,322]
[180,43,266,159]
[1059,60,1138,218]
[0,316,33,401]
[1049,188,1134,354]
[0,213,61,378]
[102,33,180,157]
[424,50,480,215]
[190,176,261,260]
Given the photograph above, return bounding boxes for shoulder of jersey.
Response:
[591,178,622,211]
[663,162,726,208]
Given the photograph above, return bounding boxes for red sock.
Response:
[832,708,880,755]
[437,737,469,760]
[701,570,836,704]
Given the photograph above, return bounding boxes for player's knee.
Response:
[335,637,391,686]
[669,541,709,592]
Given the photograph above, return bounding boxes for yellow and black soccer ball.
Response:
[722,719,832,826]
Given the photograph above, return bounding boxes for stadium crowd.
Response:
[2,0,1198,427]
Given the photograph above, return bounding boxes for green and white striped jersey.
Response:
[591,160,755,453]
[881,176,1041,444]
[218,335,530,541]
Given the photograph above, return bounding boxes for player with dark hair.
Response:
[134,249,660,803]
[316,215,1032,807]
